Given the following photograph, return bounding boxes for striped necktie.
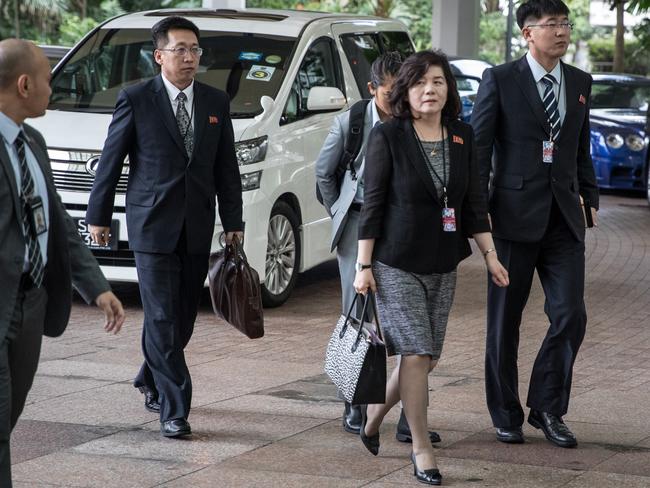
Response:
[542,74,561,141]
[15,132,45,287]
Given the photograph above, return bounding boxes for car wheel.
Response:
[261,201,301,307]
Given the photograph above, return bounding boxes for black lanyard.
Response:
[412,122,449,206]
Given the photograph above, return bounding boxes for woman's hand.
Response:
[486,254,509,287]
[354,269,377,295]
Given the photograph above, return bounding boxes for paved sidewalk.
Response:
[11,194,650,487]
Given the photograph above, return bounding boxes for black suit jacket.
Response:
[358,117,491,274]
[470,56,599,243]
[0,124,110,339]
[86,75,243,254]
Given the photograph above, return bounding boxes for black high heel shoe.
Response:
[359,405,380,456]
[411,452,442,485]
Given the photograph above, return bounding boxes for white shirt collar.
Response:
[0,111,21,145]
[161,73,194,103]
[370,97,382,126]
[526,51,562,84]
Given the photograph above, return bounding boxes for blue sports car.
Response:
[589,74,650,193]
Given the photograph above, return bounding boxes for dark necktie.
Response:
[542,74,561,141]
[176,92,193,157]
[15,132,45,287]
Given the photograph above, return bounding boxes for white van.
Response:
[30,8,414,306]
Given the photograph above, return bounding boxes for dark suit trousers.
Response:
[0,282,47,488]
[133,229,208,423]
[485,200,587,428]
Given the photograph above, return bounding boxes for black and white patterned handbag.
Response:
[324,292,386,405]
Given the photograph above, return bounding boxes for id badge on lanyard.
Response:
[542,139,554,164]
[27,195,47,235]
[442,192,456,232]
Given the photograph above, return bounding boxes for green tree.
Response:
[58,14,98,45]
[605,0,650,72]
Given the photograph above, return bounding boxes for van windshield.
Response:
[49,28,296,118]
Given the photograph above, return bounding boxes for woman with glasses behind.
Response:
[354,50,509,485]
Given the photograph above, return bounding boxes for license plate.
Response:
[74,217,119,251]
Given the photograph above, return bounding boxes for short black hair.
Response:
[389,49,461,122]
[516,0,570,29]
[151,16,200,49]
[369,51,404,88]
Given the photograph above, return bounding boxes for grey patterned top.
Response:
[420,139,449,198]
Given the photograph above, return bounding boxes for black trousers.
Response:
[0,280,47,488]
[485,201,587,428]
[133,229,208,423]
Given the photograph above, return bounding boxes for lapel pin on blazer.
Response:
[452,135,464,145]
[209,115,219,124]
[579,94,586,104]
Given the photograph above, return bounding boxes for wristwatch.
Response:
[355,262,372,272]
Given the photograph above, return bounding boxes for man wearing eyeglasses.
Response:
[86,16,243,438]
[471,0,599,448]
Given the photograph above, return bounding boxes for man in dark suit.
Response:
[86,16,243,438]
[471,0,599,448]
[0,39,125,487]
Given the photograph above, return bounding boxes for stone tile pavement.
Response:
[10,193,650,487]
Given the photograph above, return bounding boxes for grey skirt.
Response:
[373,260,457,358]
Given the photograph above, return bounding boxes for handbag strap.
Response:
[353,291,383,343]
[228,235,248,263]
[342,291,383,353]
[339,292,360,339]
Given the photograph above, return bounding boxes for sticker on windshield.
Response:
[265,54,281,64]
[239,51,263,62]
[246,65,275,82]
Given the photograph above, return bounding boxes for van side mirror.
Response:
[306,87,346,112]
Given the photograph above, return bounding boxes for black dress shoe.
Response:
[161,418,192,438]
[396,409,442,444]
[528,410,577,448]
[495,426,524,444]
[138,386,160,413]
[359,405,380,456]
[410,452,442,486]
[343,402,362,434]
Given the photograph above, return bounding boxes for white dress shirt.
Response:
[161,74,195,131]
[526,51,567,125]
[0,111,50,268]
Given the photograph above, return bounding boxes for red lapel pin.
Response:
[579,94,586,104]
[453,135,464,145]
[209,115,219,124]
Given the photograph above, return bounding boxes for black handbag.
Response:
[324,292,386,405]
[208,236,264,339]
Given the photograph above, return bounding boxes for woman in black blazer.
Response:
[354,50,509,485]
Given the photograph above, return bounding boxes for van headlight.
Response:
[605,133,624,149]
[235,136,268,165]
[625,134,645,151]
[241,170,262,191]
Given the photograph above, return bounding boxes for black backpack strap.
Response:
[316,99,371,206]
[341,98,371,180]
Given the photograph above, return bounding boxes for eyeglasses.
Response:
[526,22,574,31]
[157,46,203,57]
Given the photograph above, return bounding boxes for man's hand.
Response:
[225,231,244,245]
[95,291,125,334]
[89,225,111,246]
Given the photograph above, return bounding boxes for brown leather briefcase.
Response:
[208,236,264,339]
